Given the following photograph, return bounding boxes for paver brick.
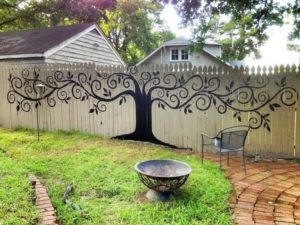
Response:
[196,153,300,225]
[29,175,57,225]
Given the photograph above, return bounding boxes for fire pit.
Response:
[135,159,192,201]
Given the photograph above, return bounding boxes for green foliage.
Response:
[0,0,60,31]
[0,0,116,31]
[0,0,175,65]
[0,128,233,225]
[287,1,300,52]
[159,0,299,60]
[100,0,175,65]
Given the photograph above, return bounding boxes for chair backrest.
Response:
[220,126,249,150]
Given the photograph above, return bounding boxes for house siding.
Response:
[46,30,123,66]
[203,45,222,57]
[141,46,224,67]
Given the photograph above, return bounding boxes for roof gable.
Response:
[0,23,126,66]
[137,37,223,66]
[0,23,94,56]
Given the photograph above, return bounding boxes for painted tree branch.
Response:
[7,66,298,148]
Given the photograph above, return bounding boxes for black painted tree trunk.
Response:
[115,89,175,148]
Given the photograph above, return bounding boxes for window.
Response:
[181,49,189,60]
[170,48,189,61]
[171,49,179,60]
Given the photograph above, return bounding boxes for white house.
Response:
[137,37,230,67]
[0,23,125,66]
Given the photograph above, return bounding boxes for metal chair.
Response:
[201,125,250,173]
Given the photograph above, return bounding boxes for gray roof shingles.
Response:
[0,23,94,56]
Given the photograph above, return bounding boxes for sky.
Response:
[160,4,300,65]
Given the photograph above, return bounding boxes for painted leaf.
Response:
[89,109,95,113]
[237,116,242,122]
[179,75,185,84]
[212,98,217,106]
[281,77,286,86]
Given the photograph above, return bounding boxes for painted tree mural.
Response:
[7,65,298,147]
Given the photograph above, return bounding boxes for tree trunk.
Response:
[114,92,175,148]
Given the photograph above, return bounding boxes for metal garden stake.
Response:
[35,83,45,142]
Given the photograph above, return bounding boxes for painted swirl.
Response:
[7,66,298,132]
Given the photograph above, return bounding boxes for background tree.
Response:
[0,0,175,65]
[0,0,61,30]
[0,0,116,31]
[100,0,175,65]
[157,0,299,60]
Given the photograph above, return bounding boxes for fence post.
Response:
[295,66,300,158]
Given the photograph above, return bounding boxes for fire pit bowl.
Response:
[135,160,192,200]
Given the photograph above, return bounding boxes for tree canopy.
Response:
[0,0,175,65]
[100,0,175,65]
[0,0,117,30]
[158,0,300,60]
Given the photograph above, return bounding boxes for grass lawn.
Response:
[0,128,233,225]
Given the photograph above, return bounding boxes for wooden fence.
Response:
[0,63,299,158]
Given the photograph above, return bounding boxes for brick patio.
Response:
[200,153,300,225]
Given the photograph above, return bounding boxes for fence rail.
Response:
[0,62,299,158]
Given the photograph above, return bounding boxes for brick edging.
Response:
[29,175,58,225]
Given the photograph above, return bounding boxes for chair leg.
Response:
[201,137,204,164]
[201,146,204,164]
[242,150,246,175]
[227,152,229,166]
[219,151,222,170]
